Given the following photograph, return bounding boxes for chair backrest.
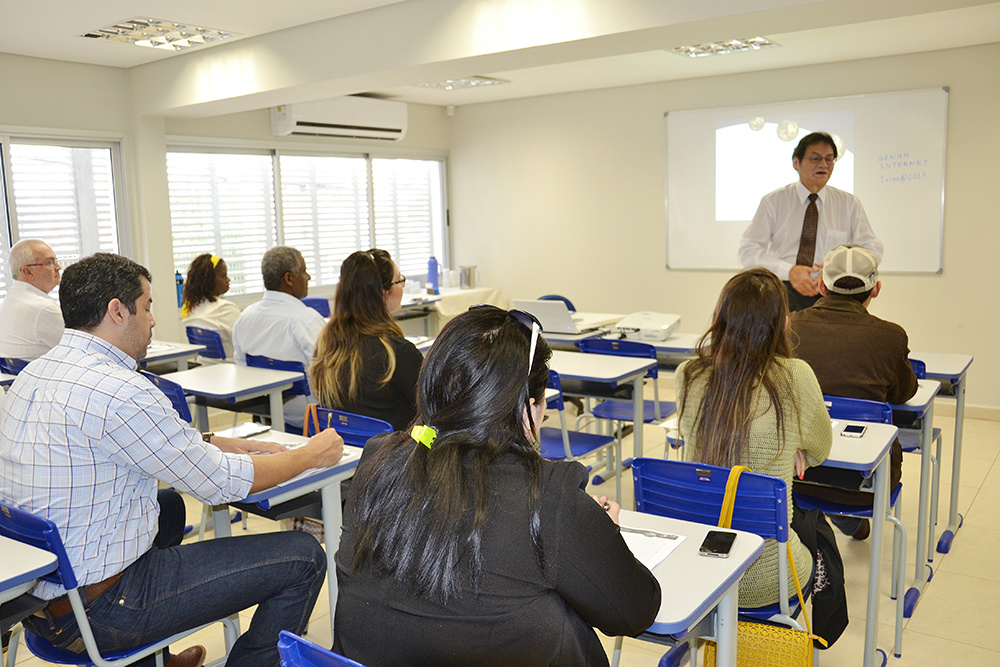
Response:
[632,458,788,542]
[306,406,392,446]
[0,501,78,591]
[185,326,227,360]
[301,296,332,318]
[822,395,892,424]
[909,358,926,379]
[578,338,658,380]
[244,354,310,396]
[537,294,575,312]
[0,357,29,375]
[277,631,367,667]
[140,370,192,423]
[545,369,565,411]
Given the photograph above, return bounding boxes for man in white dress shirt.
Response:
[232,246,325,430]
[738,132,883,311]
[0,239,65,360]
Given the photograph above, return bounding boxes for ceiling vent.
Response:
[270,97,407,141]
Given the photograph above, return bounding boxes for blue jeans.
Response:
[26,523,326,667]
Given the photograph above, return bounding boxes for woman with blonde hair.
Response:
[676,267,832,608]
[310,249,422,430]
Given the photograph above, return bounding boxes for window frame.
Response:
[166,136,449,301]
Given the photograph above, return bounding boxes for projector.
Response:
[615,312,681,341]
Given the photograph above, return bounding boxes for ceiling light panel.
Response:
[416,76,510,91]
[671,36,779,58]
[82,18,239,52]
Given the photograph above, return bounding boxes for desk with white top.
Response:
[166,364,305,433]
[619,511,764,667]
[0,536,57,605]
[890,378,940,618]
[549,349,656,460]
[910,351,974,555]
[0,372,15,388]
[825,420,899,667]
[140,340,206,372]
[210,430,363,638]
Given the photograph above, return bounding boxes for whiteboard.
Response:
[665,88,948,273]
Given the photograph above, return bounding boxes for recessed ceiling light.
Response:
[671,36,779,58]
[82,18,238,52]
[416,76,510,91]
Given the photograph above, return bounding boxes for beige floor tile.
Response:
[902,570,1000,650]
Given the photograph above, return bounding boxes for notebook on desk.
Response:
[512,299,601,335]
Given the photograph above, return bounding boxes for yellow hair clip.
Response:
[210,255,222,268]
[410,425,437,449]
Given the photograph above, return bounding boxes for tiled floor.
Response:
[8,377,1000,666]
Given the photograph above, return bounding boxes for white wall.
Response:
[448,43,1000,415]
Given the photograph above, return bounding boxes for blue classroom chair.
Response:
[0,501,238,667]
[277,630,367,667]
[185,326,227,360]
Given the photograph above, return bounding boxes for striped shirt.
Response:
[0,329,254,599]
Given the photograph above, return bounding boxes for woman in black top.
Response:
[333,307,661,667]
[310,249,422,430]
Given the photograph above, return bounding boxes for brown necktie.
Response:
[796,193,819,267]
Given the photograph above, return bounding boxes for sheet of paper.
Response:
[620,526,685,570]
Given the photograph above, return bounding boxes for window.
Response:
[0,140,124,297]
[373,158,446,281]
[167,147,447,293]
[278,154,370,286]
[167,151,277,296]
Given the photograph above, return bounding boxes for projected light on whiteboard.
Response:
[715,118,855,221]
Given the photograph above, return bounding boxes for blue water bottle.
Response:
[427,256,439,294]
[175,271,184,307]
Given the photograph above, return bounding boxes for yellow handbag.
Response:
[703,466,824,667]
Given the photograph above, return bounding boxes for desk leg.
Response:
[905,404,935,618]
[195,403,211,433]
[269,390,286,433]
[320,482,342,639]
[864,457,887,667]
[632,375,644,458]
[210,505,233,538]
[714,580,739,667]
[938,376,966,553]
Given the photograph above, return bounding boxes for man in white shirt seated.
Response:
[0,239,64,360]
[738,132,884,311]
[232,246,325,431]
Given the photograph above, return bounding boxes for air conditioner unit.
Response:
[270,97,407,141]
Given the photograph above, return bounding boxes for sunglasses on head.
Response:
[468,305,542,373]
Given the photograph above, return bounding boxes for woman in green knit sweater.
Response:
[676,268,832,608]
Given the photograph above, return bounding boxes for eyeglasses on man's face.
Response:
[25,258,60,269]
[803,153,836,165]
[391,275,407,287]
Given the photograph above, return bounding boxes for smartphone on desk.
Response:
[699,530,737,558]
[841,424,867,438]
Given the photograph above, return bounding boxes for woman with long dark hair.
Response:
[676,268,832,607]
[333,307,660,667]
[309,249,422,430]
[181,253,240,358]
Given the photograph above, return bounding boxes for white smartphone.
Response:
[841,423,867,438]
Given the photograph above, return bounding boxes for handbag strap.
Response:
[303,403,321,438]
[786,542,829,648]
[717,465,751,529]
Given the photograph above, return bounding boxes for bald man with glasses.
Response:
[0,239,65,360]
[738,131,883,311]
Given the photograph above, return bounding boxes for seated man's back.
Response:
[233,246,325,430]
[788,245,917,530]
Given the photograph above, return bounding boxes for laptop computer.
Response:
[511,299,600,335]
